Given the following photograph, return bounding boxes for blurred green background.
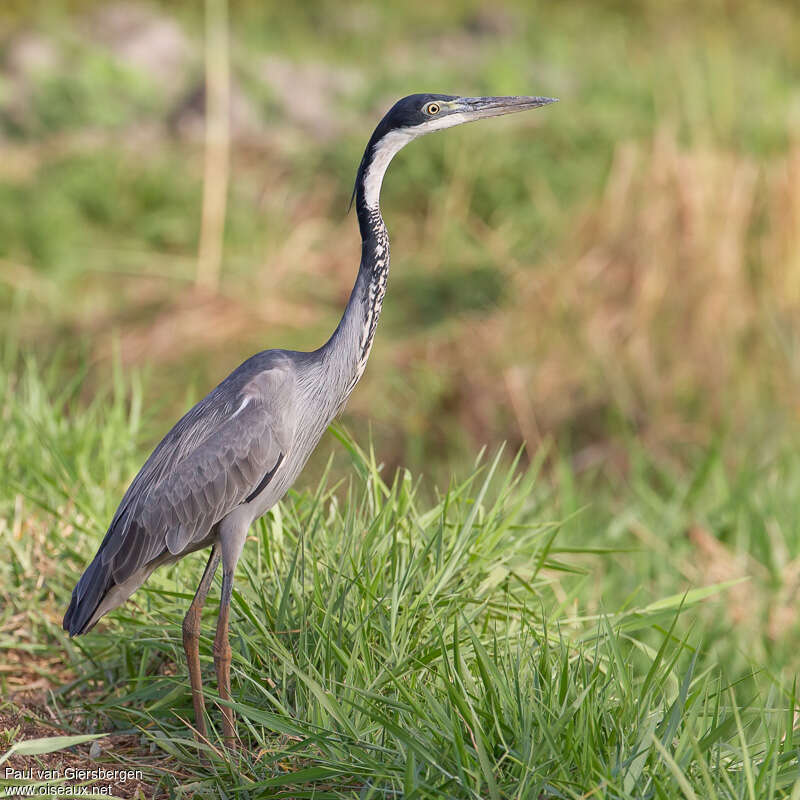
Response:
[2,0,798,476]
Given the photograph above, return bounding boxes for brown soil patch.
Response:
[0,703,163,799]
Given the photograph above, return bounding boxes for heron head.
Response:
[376,93,558,138]
[355,92,556,214]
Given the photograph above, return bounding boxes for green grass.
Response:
[2,352,800,797]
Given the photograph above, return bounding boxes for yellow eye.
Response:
[425,102,441,115]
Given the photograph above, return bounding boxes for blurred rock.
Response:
[464,6,517,37]
[338,4,380,34]
[168,78,263,142]
[86,2,196,95]
[259,56,363,140]
[4,30,61,77]
[0,31,59,138]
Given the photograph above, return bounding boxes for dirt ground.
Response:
[0,692,161,799]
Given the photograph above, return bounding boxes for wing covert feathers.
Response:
[63,359,296,636]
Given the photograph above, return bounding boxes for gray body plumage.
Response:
[64,92,556,647]
[64,210,391,636]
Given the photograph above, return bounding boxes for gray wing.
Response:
[97,362,296,586]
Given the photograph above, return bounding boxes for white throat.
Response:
[361,113,473,209]
[362,129,415,208]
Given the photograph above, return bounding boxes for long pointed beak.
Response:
[458,95,558,119]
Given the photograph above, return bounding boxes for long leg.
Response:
[182,544,221,740]
[213,512,249,750]
[213,568,236,748]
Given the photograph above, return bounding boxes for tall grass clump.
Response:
[1,351,798,796]
[51,446,800,797]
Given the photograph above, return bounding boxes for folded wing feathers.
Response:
[99,363,295,582]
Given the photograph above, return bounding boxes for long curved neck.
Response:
[319,129,412,403]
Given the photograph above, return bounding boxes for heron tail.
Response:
[63,554,113,636]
